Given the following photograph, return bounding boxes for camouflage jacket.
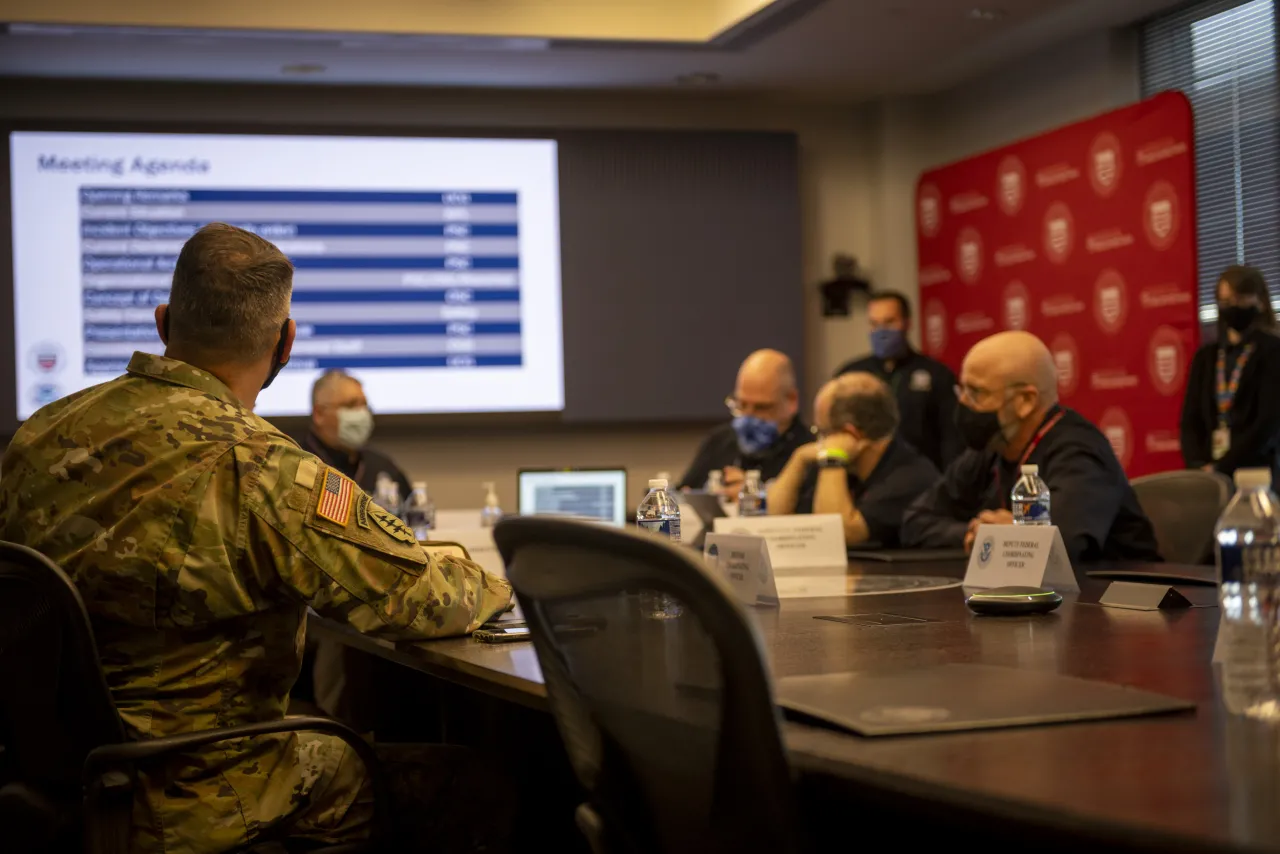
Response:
[0,352,512,852]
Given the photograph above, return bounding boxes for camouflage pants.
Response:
[272,736,516,853]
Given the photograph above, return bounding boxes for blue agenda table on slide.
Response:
[77,187,524,374]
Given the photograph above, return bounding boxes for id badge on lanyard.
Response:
[1212,426,1231,461]
[1214,343,1255,461]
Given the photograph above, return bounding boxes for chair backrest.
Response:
[0,541,125,796]
[493,517,798,854]
[1130,470,1233,564]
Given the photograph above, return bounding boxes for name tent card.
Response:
[703,533,778,607]
[711,514,846,573]
[963,524,1079,592]
[1098,581,1193,611]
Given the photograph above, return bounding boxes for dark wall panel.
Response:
[558,130,803,422]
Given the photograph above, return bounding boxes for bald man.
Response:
[678,349,810,499]
[902,331,1160,564]
[770,373,938,546]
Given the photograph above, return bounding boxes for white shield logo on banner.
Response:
[960,241,980,279]
[1048,218,1069,256]
[1104,425,1127,462]
[1155,345,1178,385]
[1001,172,1021,209]
[1149,200,1173,239]
[926,315,945,351]
[1094,149,1117,188]
[920,198,939,233]
[1100,286,1121,325]
[1006,297,1026,330]
[1054,351,1074,387]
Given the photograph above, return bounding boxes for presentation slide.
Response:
[9,131,563,419]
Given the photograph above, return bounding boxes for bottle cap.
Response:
[1021,464,1039,475]
[649,478,669,490]
[412,481,427,490]
[746,469,761,478]
[1234,468,1272,490]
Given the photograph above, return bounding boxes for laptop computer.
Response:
[678,490,728,549]
[517,467,628,528]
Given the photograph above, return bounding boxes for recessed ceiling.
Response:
[0,0,1187,102]
[0,0,783,43]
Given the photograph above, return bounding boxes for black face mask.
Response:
[260,318,292,389]
[162,313,291,389]
[954,403,1004,452]
[1221,304,1260,333]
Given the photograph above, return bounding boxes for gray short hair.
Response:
[168,223,293,363]
[312,369,357,410]
[828,374,899,440]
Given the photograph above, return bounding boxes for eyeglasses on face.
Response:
[724,396,781,419]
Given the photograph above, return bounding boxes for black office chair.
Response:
[0,540,391,854]
[1130,470,1233,565]
[493,517,800,854]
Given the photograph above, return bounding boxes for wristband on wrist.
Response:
[817,447,850,468]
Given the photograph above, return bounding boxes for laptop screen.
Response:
[517,469,628,527]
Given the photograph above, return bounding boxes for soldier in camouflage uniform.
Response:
[0,223,513,853]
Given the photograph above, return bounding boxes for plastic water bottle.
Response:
[480,481,503,528]
[374,474,402,517]
[1011,464,1051,525]
[636,478,682,620]
[402,481,436,542]
[1216,468,1280,719]
[738,469,767,517]
[705,469,724,495]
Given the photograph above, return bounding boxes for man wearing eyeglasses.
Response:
[901,331,1160,564]
[769,373,938,546]
[677,349,810,499]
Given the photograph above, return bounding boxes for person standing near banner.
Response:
[834,291,962,472]
[1181,265,1280,485]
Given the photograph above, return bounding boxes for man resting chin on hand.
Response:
[768,373,938,548]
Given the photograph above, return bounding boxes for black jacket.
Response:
[834,350,962,471]
[901,407,1162,564]
[1181,329,1280,485]
[794,437,939,547]
[678,419,810,491]
[303,432,412,502]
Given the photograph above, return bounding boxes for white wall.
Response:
[856,27,1143,340]
[0,81,877,508]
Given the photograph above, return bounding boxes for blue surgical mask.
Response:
[870,327,908,360]
[732,415,781,456]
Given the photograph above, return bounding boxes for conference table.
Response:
[308,557,1276,853]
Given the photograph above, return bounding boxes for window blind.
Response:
[1140,0,1279,322]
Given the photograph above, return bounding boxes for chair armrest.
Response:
[84,716,391,842]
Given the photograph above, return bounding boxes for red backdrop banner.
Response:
[915,91,1199,477]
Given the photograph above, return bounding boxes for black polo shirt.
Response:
[901,407,1162,564]
[793,437,939,547]
[834,349,962,471]
[1181,328,1280,485]
[677,419,810,491]
[303,432,412,502]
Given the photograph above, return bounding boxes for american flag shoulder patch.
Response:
[316,467,354,527]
